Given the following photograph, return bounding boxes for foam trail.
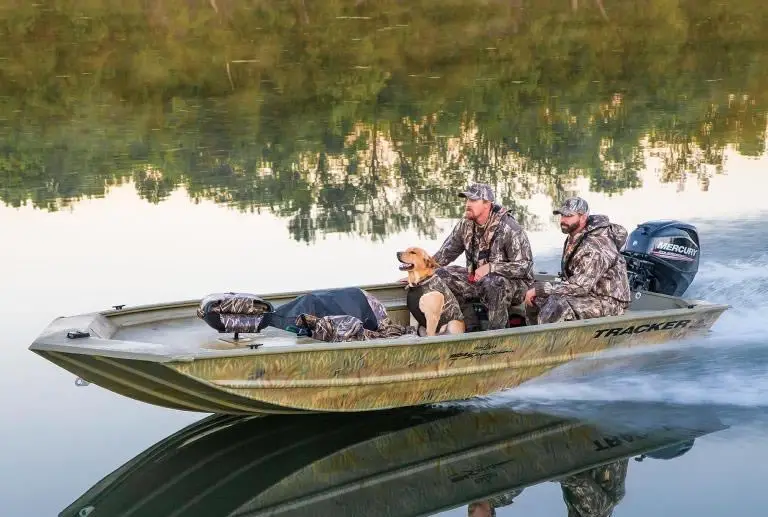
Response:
[686,254,768,340]
[467,241,768,415]
[468,339,768,408]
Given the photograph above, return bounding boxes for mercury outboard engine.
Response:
[621,220,700,297]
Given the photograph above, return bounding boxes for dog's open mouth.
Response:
[396,252,415,271]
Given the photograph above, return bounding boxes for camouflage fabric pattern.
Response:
[432,205,534,284]
[525,293,627,324]
[219,314,264,333]
[197,292,272,333]
[196,292,271,317]
[467,489,523,517]
[526,214,631,325]
[406,274,464,331]
[296,314,417,342]
[362,289,389,325]
[488,487,524,508]
[554,214,631,304]
[432,203,533,330]
[436,265,528,330]
[202,289,399,339]
[459,182,495,202]
[554,196,590,216]
[559,460,629,517]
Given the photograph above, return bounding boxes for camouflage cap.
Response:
[459,182,495,202]
[553,196,589,216]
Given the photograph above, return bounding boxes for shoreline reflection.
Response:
[3,0,767,242]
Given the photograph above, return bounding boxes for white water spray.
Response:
[475,232,768,411]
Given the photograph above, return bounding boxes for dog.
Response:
[396,247,465,336]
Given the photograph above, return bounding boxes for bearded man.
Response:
[524,196,631,324]
[431,183,534,330]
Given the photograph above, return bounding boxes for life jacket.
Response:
[406,275,463,330]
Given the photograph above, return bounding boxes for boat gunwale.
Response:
[186,299,729,358]
[92,278,696,318]
[29,301,728,364]
[29,278,731,363]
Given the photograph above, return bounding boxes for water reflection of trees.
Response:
[1,0,767,241]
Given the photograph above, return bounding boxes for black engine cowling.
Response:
[620,220,700,297]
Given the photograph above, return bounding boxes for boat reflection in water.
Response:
[64,403,727,517]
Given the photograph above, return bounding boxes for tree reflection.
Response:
[1,0,767,241]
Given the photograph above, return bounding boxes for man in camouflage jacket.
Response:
[525,196,631,324]
[432,183,534,330]
[558,460,629,517]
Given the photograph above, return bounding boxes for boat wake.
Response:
[458,233,768,428]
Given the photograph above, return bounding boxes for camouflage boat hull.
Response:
[28,280,728,414]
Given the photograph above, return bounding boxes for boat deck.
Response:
[104,289,688,358]
[112,315,316,352]
[31,280,717,364]
[105,285,417,356]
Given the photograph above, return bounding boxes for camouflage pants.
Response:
[559,460,628,517]
[296,314,417,342]
[526,294,628,325]
[435,265,528,330]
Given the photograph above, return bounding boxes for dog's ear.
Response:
[425,255,440,269]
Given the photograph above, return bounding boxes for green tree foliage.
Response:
[1,0,766,241]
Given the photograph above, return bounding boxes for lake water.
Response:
[2,1,768,515]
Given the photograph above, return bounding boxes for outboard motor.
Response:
[620,220,700,297]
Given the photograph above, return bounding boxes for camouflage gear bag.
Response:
[198,287,419,343]
[198,288,398,339]
[292,288,418,342]
[296,313,417,342]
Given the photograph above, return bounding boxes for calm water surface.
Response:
[2,1,768,515]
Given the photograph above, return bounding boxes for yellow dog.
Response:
[397,247,465,336]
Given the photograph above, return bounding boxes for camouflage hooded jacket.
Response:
[560,460,628,517]
[552,215,631,303]
[432,205,534,284]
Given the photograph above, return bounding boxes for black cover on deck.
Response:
[259,287,378,332]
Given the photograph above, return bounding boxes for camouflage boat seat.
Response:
[197,292,274,337]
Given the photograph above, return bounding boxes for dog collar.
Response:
[408,272,435,288]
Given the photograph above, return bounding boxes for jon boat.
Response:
[28,219,729,414]
[60,403,728,517]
